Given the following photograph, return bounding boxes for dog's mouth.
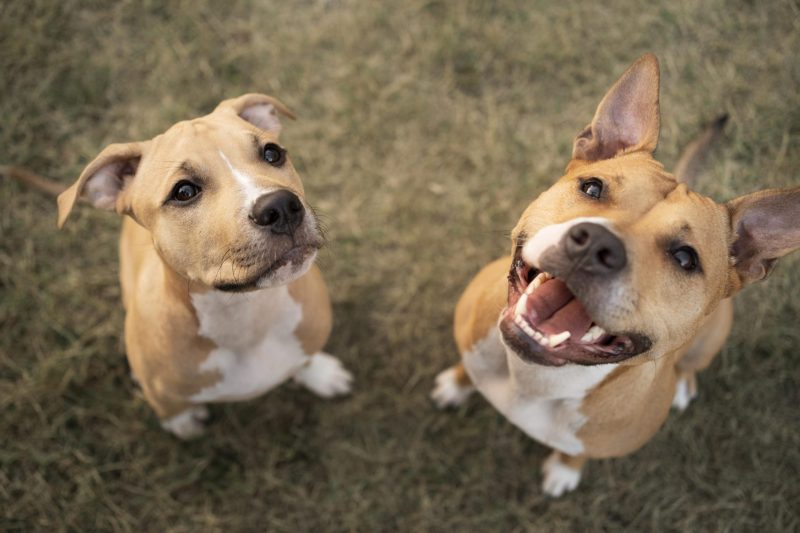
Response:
[500,246,650,366]
[214,244,319,292]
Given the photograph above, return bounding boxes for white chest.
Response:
[190,286,309,403]
[463,328,617,455]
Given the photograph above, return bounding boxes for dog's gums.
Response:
[500,246,650,366]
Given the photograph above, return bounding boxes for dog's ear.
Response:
[572,53,660,162]
[57,142,147,228]
[727,187,800,285]
[215,93,296,135]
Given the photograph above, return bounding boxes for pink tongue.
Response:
[528,279,594,338]
[528,279,573,320]
[538,299,593,338]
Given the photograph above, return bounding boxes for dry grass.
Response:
[2,0,799,531]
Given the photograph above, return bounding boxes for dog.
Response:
[431,54,800,496]
[53,94,353,438]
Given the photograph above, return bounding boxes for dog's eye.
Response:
[580,178,603,199]
[672,246,700,272]
[168,180,201,204]
[263,143,286,166]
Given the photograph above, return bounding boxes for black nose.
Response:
[250,190,305,235]
[564,222,627,274]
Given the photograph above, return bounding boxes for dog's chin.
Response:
[500,247,651,366]
[214,246,318,293]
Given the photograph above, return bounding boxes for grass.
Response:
[1,0,799,530]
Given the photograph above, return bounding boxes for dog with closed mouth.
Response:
[431,54,800,496]
[56,94,353,438]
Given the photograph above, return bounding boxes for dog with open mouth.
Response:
[56,94,353,438]
[431,54,800,496]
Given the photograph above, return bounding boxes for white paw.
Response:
[672,376,696,411]
[293,352,353,398]
[161,405,208,439]
[541,452,582,497]
[430,367,475,409]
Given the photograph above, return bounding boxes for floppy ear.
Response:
[57,142,147,228]
[572,53,660,162]
[214,93,296,135]
[727,187,800,285]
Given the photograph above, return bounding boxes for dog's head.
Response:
[58,94,323,291]
[502,54,800,367]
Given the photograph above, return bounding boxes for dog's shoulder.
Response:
[455,256,510,354]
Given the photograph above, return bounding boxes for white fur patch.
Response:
[293,352,353,398]
[463,328,617,455]
[218,149,275,206]
[522,216,613,269]
[431,366,476,408]
[161,405,209,439]
[541,451,582,497]
[671,376,695,411]
[256,250,317,289]
[190,285,310,403]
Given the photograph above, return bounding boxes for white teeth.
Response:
[515,292,529,317]
[514,314,548,345]
[514,314,541,342]
[513,314,572,349]
[580,325,606,343]
[516,272,550,317]
[513,272,571,349]
[548,331,571,347]
[525,272,551,294]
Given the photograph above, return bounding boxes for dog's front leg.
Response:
[430,362,476,409]
[541,450,586,497]
[292,352,353,398]
[159,405,210,440]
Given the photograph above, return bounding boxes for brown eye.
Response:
[580,178,603,199]
[169,180,201,204]
[263,143,285,166]
[672,246,699,272]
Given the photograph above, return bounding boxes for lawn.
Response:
[1,0,798,531]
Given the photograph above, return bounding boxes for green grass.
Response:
[1,0,799,530]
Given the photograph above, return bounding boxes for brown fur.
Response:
[288,265,333,356]
[54,94,339,432]
[440,54,800,493]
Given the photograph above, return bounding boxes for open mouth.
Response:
[215,244,318,292]
[500,245,649,366]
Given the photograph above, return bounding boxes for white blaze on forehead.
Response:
[218,149,274,206]
[521,217,615,268]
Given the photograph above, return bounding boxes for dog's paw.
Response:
[541,452,582,497]
[293,352,353,398]
[672,374,697,411]
[431,366,475,409]
[161,405,209,439]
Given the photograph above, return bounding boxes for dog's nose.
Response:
[564,222,626,274]
[250,190,305,235]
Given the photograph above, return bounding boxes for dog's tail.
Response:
[673,114,728,185]
[1,165,66,196]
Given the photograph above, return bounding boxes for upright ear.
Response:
[214,93,296,135]
[57,142,147,228]
[727,187,800,285]
[572,53,661,162]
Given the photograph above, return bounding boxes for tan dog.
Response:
[431,54,800,496]
[56,94,353,438]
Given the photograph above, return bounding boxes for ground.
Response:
[1,0,799,531]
